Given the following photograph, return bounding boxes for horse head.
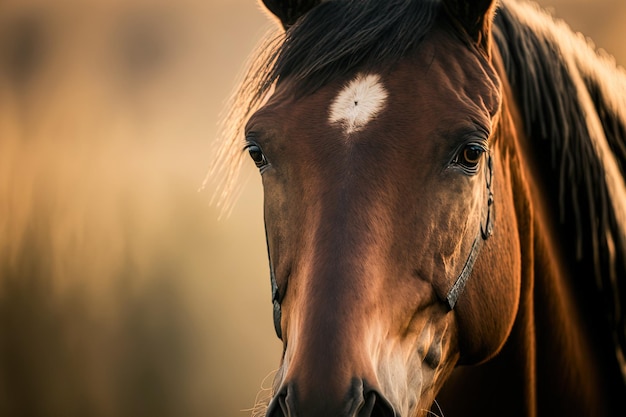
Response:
[247,0,522,415]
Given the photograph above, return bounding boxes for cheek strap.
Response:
[265,227,283,340]
[445,154,494,310]
[271,268,282,339]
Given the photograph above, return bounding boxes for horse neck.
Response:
[493,2,626,399]
[498,71,626,416]
[438,58,624,416]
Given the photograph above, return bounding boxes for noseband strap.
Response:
[445,155,494,310]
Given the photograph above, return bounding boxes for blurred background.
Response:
[0,1,623,416]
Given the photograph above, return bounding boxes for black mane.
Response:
[494,1,626,376]
[264,0,440,95]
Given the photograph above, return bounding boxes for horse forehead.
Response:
[324,58,498,139]
[252,41,499,142]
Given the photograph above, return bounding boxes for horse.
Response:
[213,0,626,415]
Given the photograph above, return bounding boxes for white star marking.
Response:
[329,73,388,135]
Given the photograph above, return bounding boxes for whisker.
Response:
[420,409,442,417]
[420,399,445,417]
[241,369,279,417]
[433,399,446,417]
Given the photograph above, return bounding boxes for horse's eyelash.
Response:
[242,135,259,151]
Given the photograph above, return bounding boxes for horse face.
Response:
[244,23,519,417]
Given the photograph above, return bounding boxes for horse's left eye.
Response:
[456,144,486,171]
[246,144,268,169]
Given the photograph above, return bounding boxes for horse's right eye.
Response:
[461,145,484,168]
[452,143,487,174]
[246,144,268,169]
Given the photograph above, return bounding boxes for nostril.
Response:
[360,391,397,417]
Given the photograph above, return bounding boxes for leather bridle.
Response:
[444,154,494,310]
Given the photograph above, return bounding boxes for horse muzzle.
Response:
[266,379,396,417]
